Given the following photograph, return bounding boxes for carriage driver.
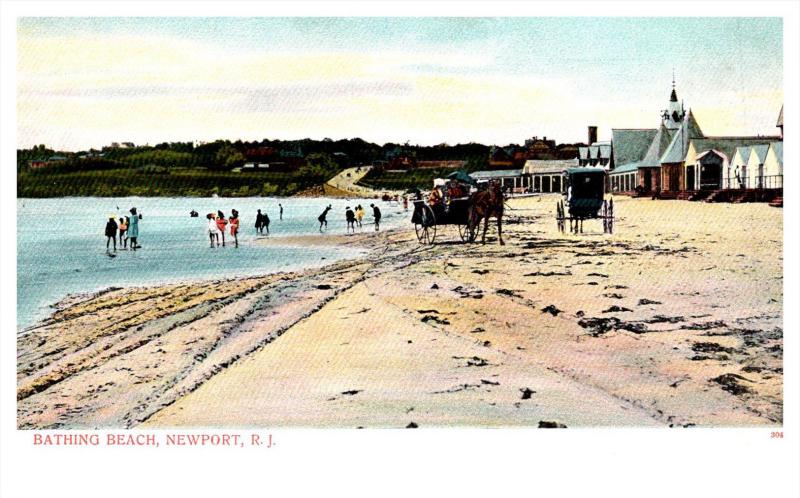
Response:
[428,178,446,207]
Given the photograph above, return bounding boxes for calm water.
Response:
[17,196,409,330]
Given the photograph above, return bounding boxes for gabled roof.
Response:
[523,158,579,175]
[688,137,778,165]
[611,128,657,168]
[768,141,783,167]
[609,161,642,175]
[696,149,728,163]
[588,143,612,159]
[640,124,675,167]
[777,105,783,127]
[749,144,769,164]
[471,169,522,179]
[732,146,752,164]
[660,109,704,164]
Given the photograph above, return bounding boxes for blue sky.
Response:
[18,17,783,150]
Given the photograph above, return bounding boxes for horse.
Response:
[468,180,505,245]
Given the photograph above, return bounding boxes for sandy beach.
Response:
[17,195,782,429]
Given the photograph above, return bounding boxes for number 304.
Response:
[770,431,784,438]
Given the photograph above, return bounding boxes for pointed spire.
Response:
[670,68,678,102]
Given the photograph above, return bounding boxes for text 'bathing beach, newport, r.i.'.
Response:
[16,17,783,430]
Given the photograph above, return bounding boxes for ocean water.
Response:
[17,196,409,330]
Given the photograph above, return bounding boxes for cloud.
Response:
[16,26,783,150]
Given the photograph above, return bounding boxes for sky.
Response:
[17,17,783,151]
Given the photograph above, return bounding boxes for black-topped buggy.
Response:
[556,167,614,234]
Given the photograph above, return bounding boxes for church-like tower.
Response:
[661,73,686,130]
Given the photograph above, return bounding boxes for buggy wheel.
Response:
[556,201,565,233]
[466,206,479,242]
[608,198,614,234]
[415,205,436,244]
[458,220,474,243]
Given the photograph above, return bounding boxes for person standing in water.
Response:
[355,204,364,228]
[118,217,128,250]
[128,208,141,251]
[105,217,118,252]
[263,210,271,235]
[229,209,240,248]
[403,196,408,211]
[318,204,332,232]
[345,206,356,233]
[279,203,283,221]
[216,210,228,247]
[370,203,382,231]
[207,213,218,247]
[255,209,264,235]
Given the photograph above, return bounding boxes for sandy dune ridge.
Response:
[18,196,782,428]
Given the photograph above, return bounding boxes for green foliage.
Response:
[358,168,458,191]
[297,153,338,185]
[261,183,279,196]
[17,168,306,198]
[465,155,489,173]
[120,150,194,169]
[212,144,246,171]
[139,164,170,175]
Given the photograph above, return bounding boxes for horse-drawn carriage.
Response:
[411,173,505,245]
[411,197,475,244]
[556,167,614,234]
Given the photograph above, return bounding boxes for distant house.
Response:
[577,142,612,168]
[488,146,516,169]
[28,155,66,169]
[241,157,303,172]
[522,158,578,193]
[471,169,524,191]
[245,147,279,162]
[387,154,417,171]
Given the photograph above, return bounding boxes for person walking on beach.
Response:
[263,211,271,235]
[128,208,141,251]
[118,217,128,250]
[355,204,364,228]
[216,210,228,247]
[318,204,332,232]
[345,206,356,233]
[255,209,264,235]
[279,203,283,221]
[370,203,382,231]
[105,216,118,252]
[207,213,219,248]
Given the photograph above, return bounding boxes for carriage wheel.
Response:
[608,198,614,234]
[458,220,474,243]
[466,206,479,242]
[415,205,436,245]
[556,201,565,233]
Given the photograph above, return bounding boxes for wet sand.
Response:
[17,196,783,428]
